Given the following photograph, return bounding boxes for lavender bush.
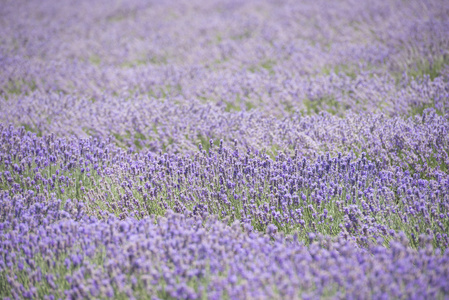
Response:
[1,0,449,299]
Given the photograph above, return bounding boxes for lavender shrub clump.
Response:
[1,0,449,299]
[1,201,449,299]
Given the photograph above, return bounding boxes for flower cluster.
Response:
[1,198,449,299]
[1,123,449,298]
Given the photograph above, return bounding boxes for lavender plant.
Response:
[1,198,449,299]
[1,125,448,250]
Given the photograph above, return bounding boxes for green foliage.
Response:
[224,94,256,112]
[89,55,101,66]
[322,64,358,79]
[1,79,37,98]
[302,96,344,116]
[248,59,276,75]
[407,55,449,81]
[409,101,445,117]
[21,123,43,137]
[120,55,168,68]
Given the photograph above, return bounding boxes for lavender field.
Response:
[1,0,449,299]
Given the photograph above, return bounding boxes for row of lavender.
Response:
[2,75,449,157]
[2,0,449,123]
[2,195,448,299]
[1,0,449,157]
[1,122,449,245]
[1,123,449,298]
